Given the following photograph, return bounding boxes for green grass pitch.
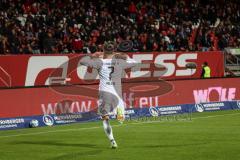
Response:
[0,110,240,160]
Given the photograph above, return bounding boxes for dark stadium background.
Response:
[0,0,239,54]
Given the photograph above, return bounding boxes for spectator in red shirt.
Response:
[72,35,83,53]
[128,2,137,20]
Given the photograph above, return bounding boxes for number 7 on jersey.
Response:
[108,66,114,80]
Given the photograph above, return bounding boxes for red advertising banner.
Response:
[0,51,224,88]
[0,77,239,118]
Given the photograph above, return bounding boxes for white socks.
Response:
[103,119,114,141]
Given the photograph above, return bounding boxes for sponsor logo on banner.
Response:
[0,118,25,129]
[195,102,224,112]
[53,114,82,124]
[0,100,239,130]
[149,106,182,116]
[193,87,236,103]
[125,109,135,115]
[0,51,224,87]
[130,53,197,77]
[25,56,69,86]
[237,101,240,109]
[124,109,135,118]
[195,104,204,112]
[23,53,200,87]
[158,106,182,115]
[41,101,93,115]
[149,107,159,116]
[43,115,54,126]
[203,102,224,111]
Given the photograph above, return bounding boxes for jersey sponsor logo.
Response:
[43,115,54,126]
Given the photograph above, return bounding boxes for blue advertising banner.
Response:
[125,101,240,119]
[0,100,240,130]
[0,112,99,130]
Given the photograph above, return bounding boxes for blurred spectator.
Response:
[128,2,137,20]
[43,32,56,54]
[200,32,212,51]
[72,34,83,53]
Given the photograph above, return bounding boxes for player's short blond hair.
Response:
[103,41,115,54]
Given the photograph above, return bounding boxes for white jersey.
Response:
[80,56,137,97]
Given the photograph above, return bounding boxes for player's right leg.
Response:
[98,91,118,148]
[102,115,118,149]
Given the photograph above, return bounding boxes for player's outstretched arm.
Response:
[89,52,103,58]
[80,52,103,68]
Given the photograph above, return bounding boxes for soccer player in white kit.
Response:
[80,42,137,149]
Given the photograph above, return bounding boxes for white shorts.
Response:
[98,91,125,117]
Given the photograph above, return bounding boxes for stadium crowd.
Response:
[0,0,240,54]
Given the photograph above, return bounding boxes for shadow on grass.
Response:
[12,141,97,148]
[137,142,209,148]
[47,150,103,160]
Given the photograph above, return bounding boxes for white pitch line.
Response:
[0,125,119,139]
[128,112,240,126]
[191,112,240,120]
[0,112,239,139]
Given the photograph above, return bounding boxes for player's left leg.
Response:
[102,115,118,149]
[116,97,125,123]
